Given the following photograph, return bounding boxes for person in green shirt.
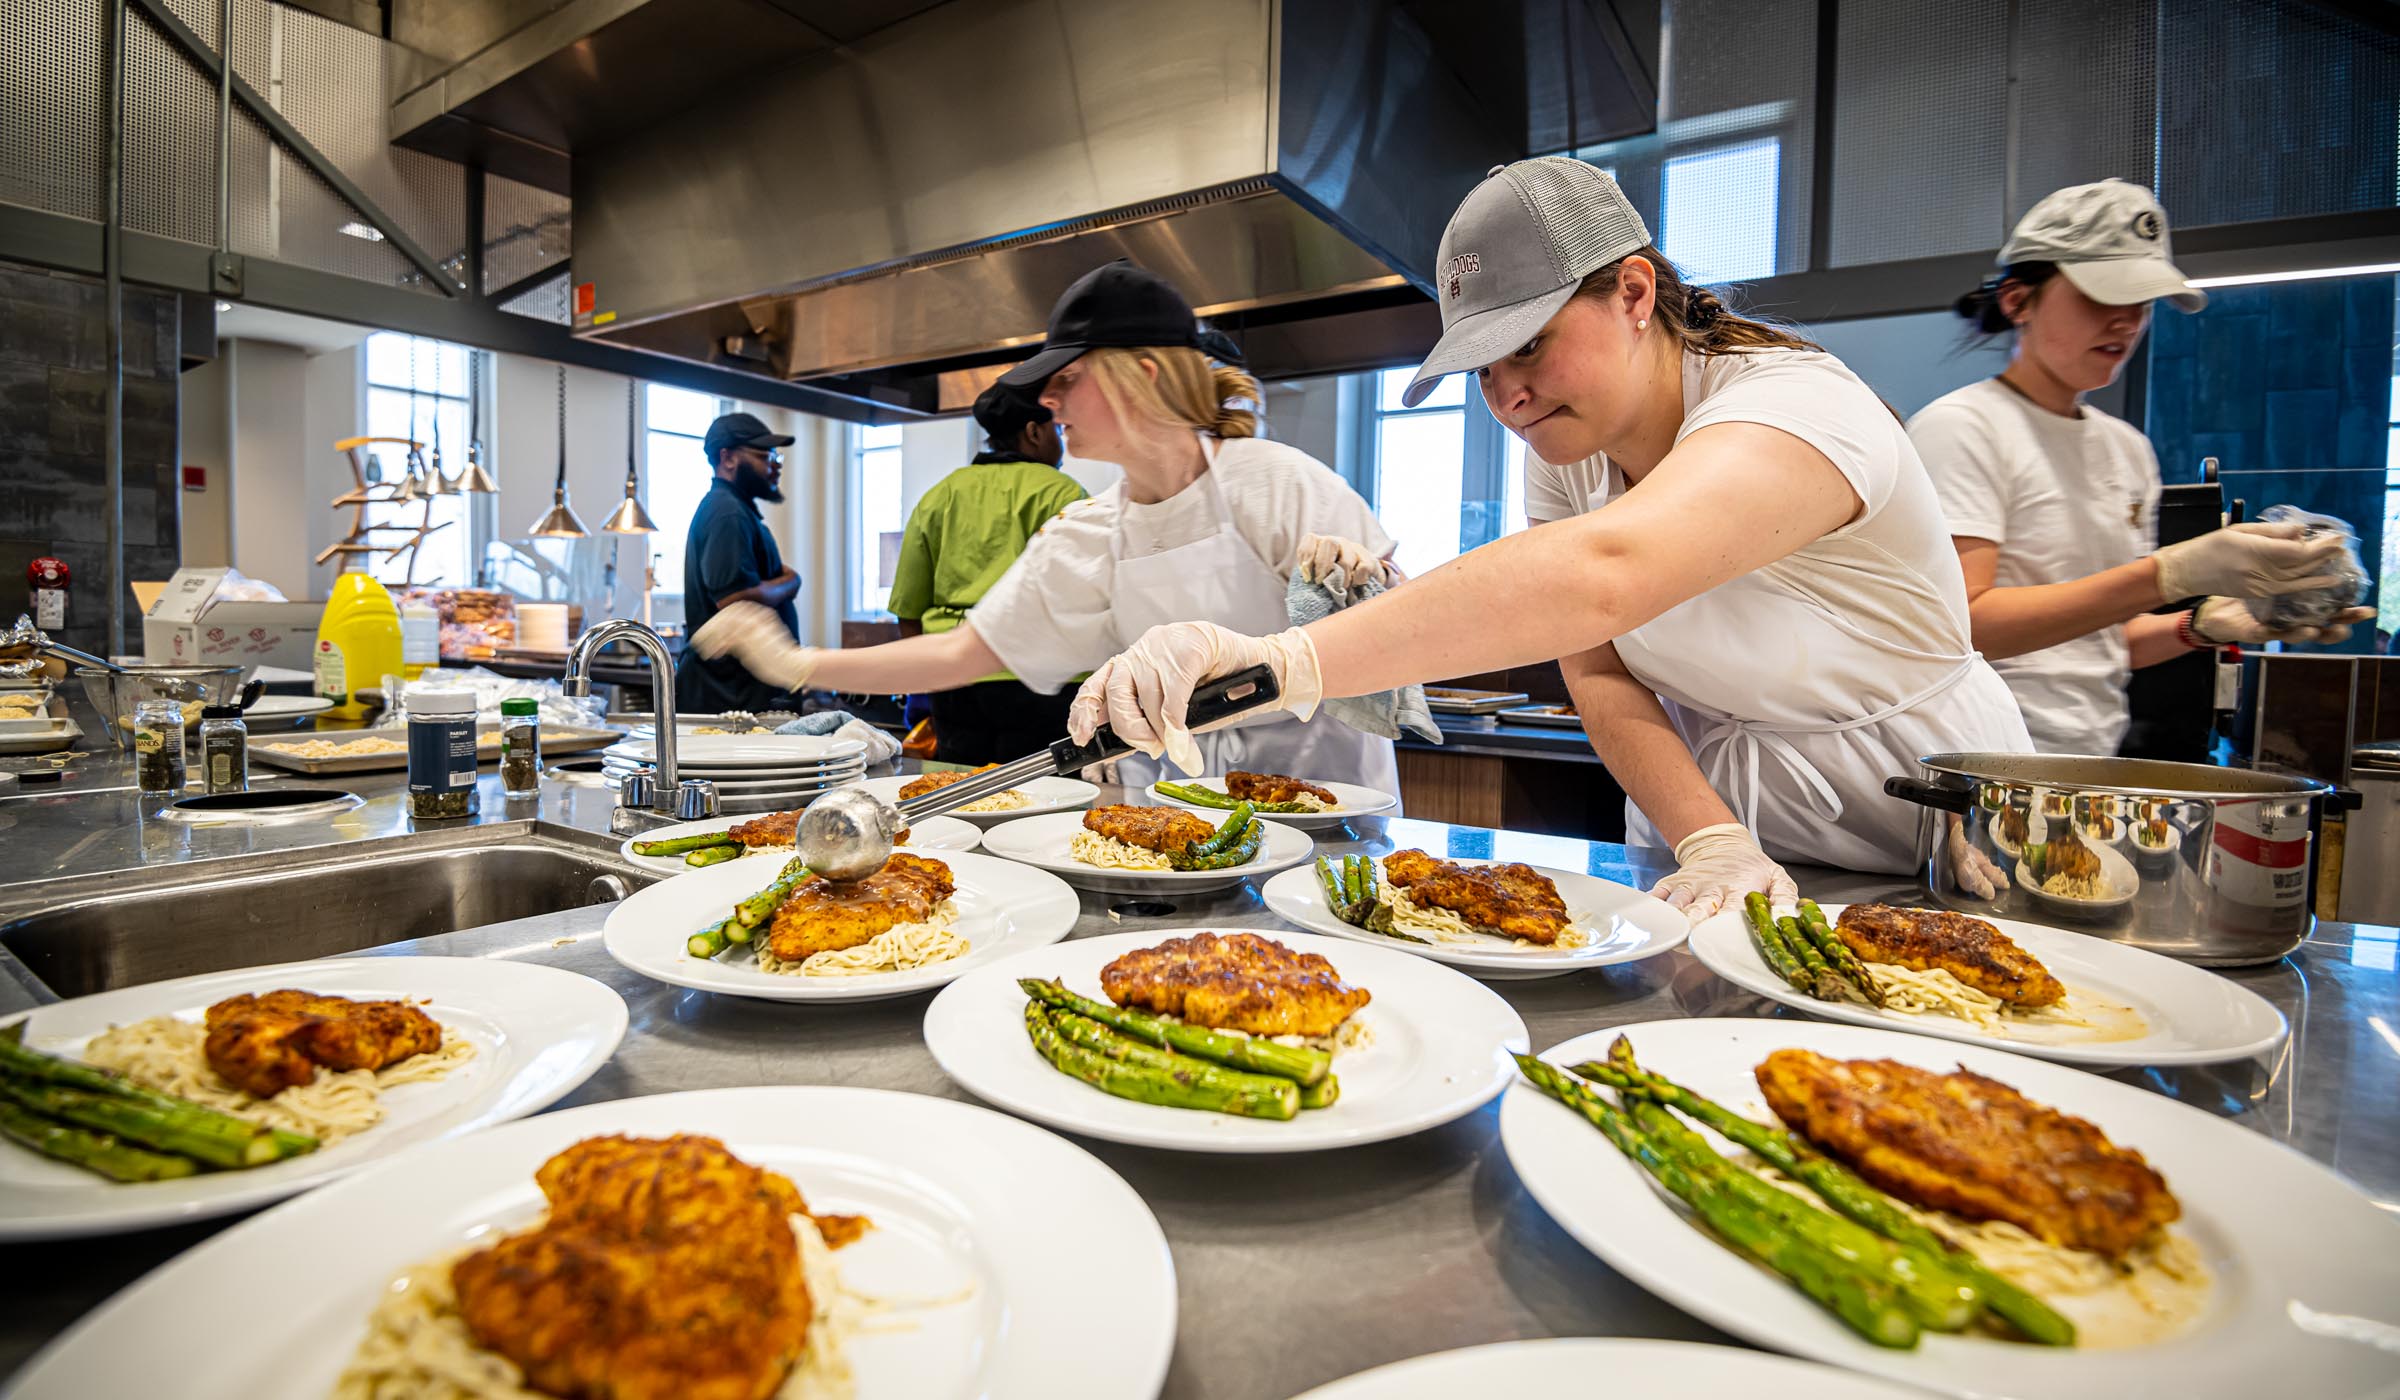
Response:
[887,381,1090,762]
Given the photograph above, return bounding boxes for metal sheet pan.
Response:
[249,724,623,776]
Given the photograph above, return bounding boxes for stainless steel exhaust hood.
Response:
[399,0,1658,414]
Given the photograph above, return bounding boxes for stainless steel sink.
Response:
[0,826,656,999]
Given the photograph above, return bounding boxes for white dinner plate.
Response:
[1143,776,1398,830]
[236,695,334,728]
[603,848,1079,1002]
[633,772,865,796]
[856,772,1100,827]
[601,753,869,781]
[978,809,1313,894]
[611,733,868,766]
[1687,901,2289,1067]
[923,927,1527,1153]
[0,957,626,1241]
[618,811,981,875]
[1288,1338,1929,1399]
[1259,855,1688,980]
[6,1086,1175,1400]
[1500,1017,2400,1400]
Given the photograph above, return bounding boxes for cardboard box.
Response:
[143,568,322,671]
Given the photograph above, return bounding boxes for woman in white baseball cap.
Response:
[1065,156,2038,913]
[1909,179,2368,757]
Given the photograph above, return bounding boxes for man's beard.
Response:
[735,459,784,503]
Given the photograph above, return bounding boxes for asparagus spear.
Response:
[0,1075,311,1170]
[1298,1074,1341,1110]
[1578,1037,2075,1347]
[684,843,744,868]
[1745,893,1812,991]
[1513,1054,1919,1349]
[687,916,742,959]
[1778,915,1851,1002]
[630,830,740,856]
[1018,978,1329,1086]
[1044,1005,1303,1113]
[0,1096,200,1182]
[1795,899,1882,1006]
[0,1037,317,1164]
[735,857,815,928]
[1024,1001,1298,1119]
[1154,780,1312,815]
[1175,820,1263,871]
[1619,1095,1977,1331]
[1182,803,1256,860]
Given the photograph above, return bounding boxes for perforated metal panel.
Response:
[1829,0,2006,267]
[1,0,106,220]
[2011,0,2157,225]
[2158,0,2400,226]
[483,172,571,295]
[499,269,573,324]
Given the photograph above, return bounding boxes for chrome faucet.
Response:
[564,619,683,816]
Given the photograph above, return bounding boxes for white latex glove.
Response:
[2190,596,2375,647]
[1067,622,1324,776]
[688,601,822,691]
[1648,822,1799,924]
[2153,521,2346,602]
[1946,817,2011,900]
[1294,534,1391,588]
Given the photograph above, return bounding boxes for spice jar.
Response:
[500,696,541,800]
[133,698,186,793]
[406,687,480,819]
[197,704,248,794]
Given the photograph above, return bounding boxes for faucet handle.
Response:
[618,772,655,811]
[675,778,719,820]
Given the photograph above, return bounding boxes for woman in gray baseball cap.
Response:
[1909,179,2368,757]
[1067,156,2039,911]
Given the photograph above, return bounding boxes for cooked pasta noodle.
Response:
[1860,963,2148,1043]
[955,789,1033,814]
[1069,829,1175,870]
[332,1214,862,1400]
[1380,876,1592,951]
[83,1014,473,1145]
[754,902,969,978]
[2039,868,2115,900]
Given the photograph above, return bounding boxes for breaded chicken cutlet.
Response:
[1100,931,1369,1038]
[765,852,956,963]
[1381,849,1570,944]
[1834,904,2064,1008]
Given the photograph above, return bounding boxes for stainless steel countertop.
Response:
[2,745,2395,1398]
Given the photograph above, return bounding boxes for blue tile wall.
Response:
[2145,273,2396,656]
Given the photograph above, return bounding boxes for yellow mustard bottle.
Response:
[314,571,404,721]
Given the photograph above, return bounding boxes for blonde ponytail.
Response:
[1085,347,1260,439]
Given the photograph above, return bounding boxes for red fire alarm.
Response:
[574,281,597,316]
[182,465,206,491]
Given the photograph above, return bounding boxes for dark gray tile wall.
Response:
[0,261,181,660]
[2145,275,2396,655]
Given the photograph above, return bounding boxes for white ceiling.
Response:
[214,303,375,354]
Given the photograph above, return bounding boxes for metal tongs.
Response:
[796,664,1282,881]
[0,615,121,679]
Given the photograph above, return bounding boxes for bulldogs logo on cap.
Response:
[1444,253,1481,301]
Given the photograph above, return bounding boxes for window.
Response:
[1661,137,1781,285]
[361,334,471,588]
[1357,369,1526,578]
[2381,364,2400,642]
[849,423,905,615]
[643,383,729,598]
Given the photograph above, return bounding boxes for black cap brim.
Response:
[995,343,1087,390]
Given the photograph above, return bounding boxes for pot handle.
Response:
[1883,774,1975,815]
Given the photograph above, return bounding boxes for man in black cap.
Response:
[677,411,801,713]
[884,381,1087,761]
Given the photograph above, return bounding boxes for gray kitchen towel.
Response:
[1285,564,1442,744]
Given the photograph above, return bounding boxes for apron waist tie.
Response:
[1684,655,1981,834]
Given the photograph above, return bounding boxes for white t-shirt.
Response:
[1908,378,2161,756]
[1526,347,2031,874]
[969,436,1393,693]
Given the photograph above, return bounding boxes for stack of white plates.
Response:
[600,733,870,815]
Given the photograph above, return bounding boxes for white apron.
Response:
[1598,495,2030,876]
[1105,441,1401,794]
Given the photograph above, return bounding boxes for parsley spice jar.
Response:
[406,687,480,819]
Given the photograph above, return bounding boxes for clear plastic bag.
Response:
[2241,505,2371,629]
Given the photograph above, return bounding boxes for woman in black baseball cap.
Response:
[1068,157,2047,911]
[693,260,1404,790]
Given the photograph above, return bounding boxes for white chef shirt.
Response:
[1907,378,2161,756]
[968,436,1393,694]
